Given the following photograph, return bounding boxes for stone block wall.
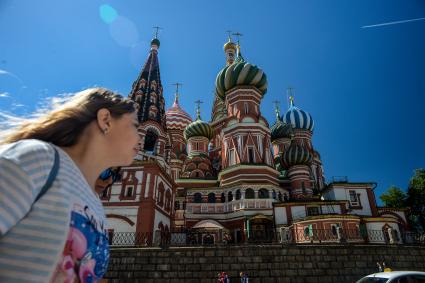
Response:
[105,244,425,283]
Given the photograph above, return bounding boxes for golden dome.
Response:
[223,39,236,51]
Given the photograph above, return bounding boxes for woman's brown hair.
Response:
[0,88,137,146]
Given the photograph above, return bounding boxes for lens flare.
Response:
[99,4,118,24]
[109,16,139,47]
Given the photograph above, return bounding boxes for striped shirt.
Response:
[0,139,109,283]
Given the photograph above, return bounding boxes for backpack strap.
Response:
[35,147,60,202]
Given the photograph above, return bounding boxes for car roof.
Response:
[366,271,425,279]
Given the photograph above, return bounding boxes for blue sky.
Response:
[1,0,424,203]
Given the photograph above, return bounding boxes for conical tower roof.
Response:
[129,37,165,127]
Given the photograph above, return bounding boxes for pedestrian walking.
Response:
[0,88,140,282]
[224,273,230,283]
[240,271,249,282]
[218,272,230,283]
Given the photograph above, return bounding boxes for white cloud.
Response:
[0,111,24,121]
[37,92,74,108]
[0,111,28,131]
[0,90,77,131]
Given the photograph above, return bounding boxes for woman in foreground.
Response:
[0,88,140,282]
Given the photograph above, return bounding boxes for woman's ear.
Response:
[97,108,111,134]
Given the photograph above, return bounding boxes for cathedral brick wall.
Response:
[105,245,425,282]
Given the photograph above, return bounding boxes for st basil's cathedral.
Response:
[96,34,409,245]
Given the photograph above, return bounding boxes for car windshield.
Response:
[356,277,388,283]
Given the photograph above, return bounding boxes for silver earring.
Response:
[103,128,108,134]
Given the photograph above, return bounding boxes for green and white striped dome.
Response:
[184,118,214,141]
[271,119,293,142]
[281,141,313,168]
[215,52,268,100]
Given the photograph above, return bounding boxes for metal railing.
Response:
[186,199,274,214]
[108,229,425,248]
[280,228,363,244]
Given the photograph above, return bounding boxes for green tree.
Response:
[406,169,425,232]
[380,186,407,208]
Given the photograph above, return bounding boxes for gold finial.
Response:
[223,31,236,51]
[233,32,243,56]
[226,30,233,41]
[172,82,182,104]
[232,32,243,46]
[272,100,281,120]
[152,26,162,38]
[195,100,203,120]
[287,87,295,107]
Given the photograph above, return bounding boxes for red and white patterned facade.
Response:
[96,36,409,245]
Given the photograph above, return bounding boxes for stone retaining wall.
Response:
[105,244,425,283]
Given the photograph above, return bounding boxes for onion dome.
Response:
[151,38,160,48]
[270,107,293,142]
[282,96,314,131]
[166,93,192,130]
[215,45,268,100]
[223,38,236,52]
[184,107,214,141]
[271,120,293,142]
[281,141,313,168]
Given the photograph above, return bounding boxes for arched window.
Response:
[144,130,158,152]
[227,191,233,202]
[139,79,146,88]
[245,188,255,199]
[174,201,180,210]
[331,224,339,236]
[165,190,172,211]
[157,191,163,206]
[235,189,241,200]
[258,188,269,199]
[150,93,157,104]
[193,193,202,203]
[272,190,277,199]
[148,106,158,119]
[221,193,225,203]
[157,183,165,206]
[208,193,216,203]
